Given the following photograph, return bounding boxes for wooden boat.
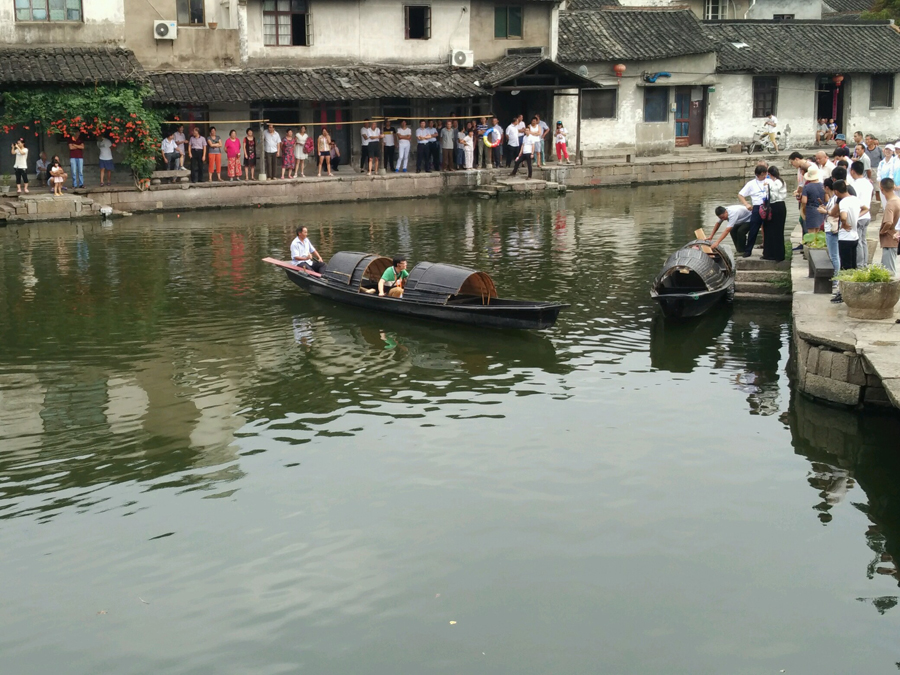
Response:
[264,252,567,330]
[650,237,735,319]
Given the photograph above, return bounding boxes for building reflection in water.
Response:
[786,393,900,611]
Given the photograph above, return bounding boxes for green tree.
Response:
[861,0,900,20]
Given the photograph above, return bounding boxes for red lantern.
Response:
[832,74,844,86]
[613,64,626,78]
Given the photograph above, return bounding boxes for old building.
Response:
[555,6,717,156]
[705,20,900,146]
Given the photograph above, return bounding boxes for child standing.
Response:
[555,121,571,164]
[49,158,65,196]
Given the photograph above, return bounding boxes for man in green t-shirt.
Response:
[379,256,409,298]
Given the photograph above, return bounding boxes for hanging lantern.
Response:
[832,74,844,87]
[613,64,626,78]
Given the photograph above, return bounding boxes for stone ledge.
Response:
[804,372,862,407]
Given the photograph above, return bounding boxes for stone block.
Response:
[830,352,851,382]
[866,374,882,387]
[847,357,867,386]
[817,350,834,377]
[804,373,861,407]
[806,345,819,374]
[861,358,876,375]
[864,385,892,407]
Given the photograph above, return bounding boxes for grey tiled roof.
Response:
[565,0,620,9]
[707,21,900,73]
[148,65,486,103]
[0,47,145,85]
[558,8,714,63]
[823,0,873,13]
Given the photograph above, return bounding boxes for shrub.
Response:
[802,231,826,249]
[834,264,894,283]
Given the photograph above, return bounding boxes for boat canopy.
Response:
[324,251,393,289]
[652,241,732,293]
[403,262,498,305]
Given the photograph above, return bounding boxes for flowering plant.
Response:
[0,85,168,182]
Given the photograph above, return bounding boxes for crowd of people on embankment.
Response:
[707,130,900,304]
[160,115,573,183]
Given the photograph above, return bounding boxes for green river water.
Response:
[1,181,899,674]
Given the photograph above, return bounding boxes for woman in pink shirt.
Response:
[225,130,242,181]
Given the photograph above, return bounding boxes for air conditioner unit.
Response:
[450,50,474,68]
[154,20,177,40]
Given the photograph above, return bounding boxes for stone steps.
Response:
[735,257,791,272]
[735,280,791,296]
[735,269,791,283]
[733,292,792,302]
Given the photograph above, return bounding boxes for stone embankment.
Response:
[790,215,900,412]
[0,150,761,223]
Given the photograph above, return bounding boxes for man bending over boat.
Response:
[378,256,409,298]
[291,226,326,273]
[708,205,752,252]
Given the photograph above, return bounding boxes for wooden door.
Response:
[674,87,691,147]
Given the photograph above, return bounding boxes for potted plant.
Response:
[836,264,900,320]
[208,21,218,29]
[803,230,831,277]
[0,175,11,195]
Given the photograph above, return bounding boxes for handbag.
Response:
[759,184,773,221]
[303,136,314,154]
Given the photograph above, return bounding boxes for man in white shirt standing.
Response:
[737,165,772,257]
[504,117,519,168]
[415,120,432,173]
[763,111,779,153]
[849,160,873,266]
[97,135,115,187]
[534,114,550,168]
[815,150,836,179]
[290,226,326,274]
[833,180,860,304]
[395,120,412,173]
[263,123,281,180]
[709,204,752,252]
[360,120,370,172]
[173,124,187,169]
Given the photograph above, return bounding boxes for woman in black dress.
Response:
[763,165,788,261]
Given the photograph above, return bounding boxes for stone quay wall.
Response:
[0,152,761,223]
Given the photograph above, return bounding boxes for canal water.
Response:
[1,182,898,674]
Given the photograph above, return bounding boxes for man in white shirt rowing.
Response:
[290,226,326,274]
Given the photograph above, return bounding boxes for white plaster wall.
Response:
[845,74,900,144]
[746,0,821,19]
[707,73,816,146]
[0,0,125,45]
[612,0,752,19]
[247,0,472,65]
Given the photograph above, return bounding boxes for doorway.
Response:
[816,75,848,138]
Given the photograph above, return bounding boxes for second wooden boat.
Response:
[650,239,735,319]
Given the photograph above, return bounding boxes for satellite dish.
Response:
[577,65,589,77]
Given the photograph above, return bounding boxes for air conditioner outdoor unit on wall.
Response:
[451,50,474,68]
[154,20,177,40]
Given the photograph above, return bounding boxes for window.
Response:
[582,90,616,119]
[264,0,312,46]
[15,0,81,21]
[752,76,778,118]
[773,13,795,20]
[494,5,522,39]
[176,0,203,25]
[871,74,894,109]
[643,87,668,123]
[704,0,723,20]
[405,5,430,40]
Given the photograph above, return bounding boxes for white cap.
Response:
[886,144,896,152]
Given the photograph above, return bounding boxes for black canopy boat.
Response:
[264,252,567,330]
[650,238,735,319]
